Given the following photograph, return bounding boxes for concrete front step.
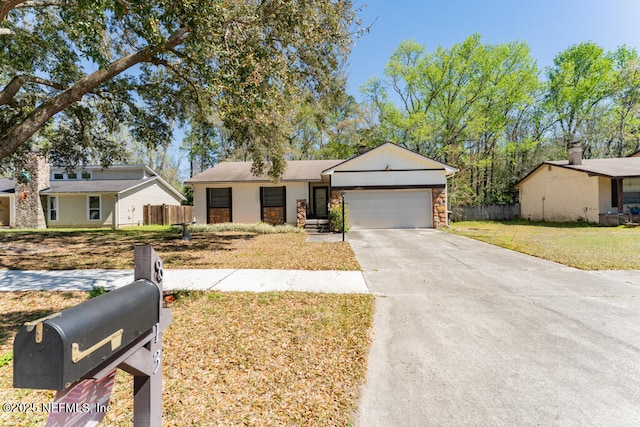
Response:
[304,219,330,234]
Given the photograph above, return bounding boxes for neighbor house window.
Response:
[88,195,101,220]
[48,196,58,221]
[52,171,87,180]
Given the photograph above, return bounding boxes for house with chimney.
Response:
[0,151,185,229]
[514,144,640,225]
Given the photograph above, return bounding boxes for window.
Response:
[48,196,58,221]
[52,171,89,180]
[88,196,101,220]
[207,188,231,208]
[261,187,285,207]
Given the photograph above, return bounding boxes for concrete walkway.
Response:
[0,269,369,293]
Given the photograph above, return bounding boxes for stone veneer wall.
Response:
[262,207,285,225]
[15,151,49,229]
[432,187,448,228]
[296,199,306,228]
[329,189,342,210]
[208,207,231,224]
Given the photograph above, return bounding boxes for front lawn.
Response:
[0,225,360,271]
[0,290,375,426]
[447,220,640,270]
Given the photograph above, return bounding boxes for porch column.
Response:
[617,178,624,214]
[296,199,306,228]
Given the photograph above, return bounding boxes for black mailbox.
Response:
[13,279,160,390]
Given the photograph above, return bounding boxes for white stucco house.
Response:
[0,160,185,228]
[514,144,640,224]
[186,142,458,229]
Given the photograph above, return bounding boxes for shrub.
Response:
[329,205,350,233]
[184,222,304,235]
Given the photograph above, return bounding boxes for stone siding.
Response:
[329,188,342,210]
[15,151,49,229]
[208,207,231,224]
[432,188,448,228]
[262,207,285,225]
[296,199,306,228]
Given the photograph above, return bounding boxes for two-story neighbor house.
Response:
[0,156,185,228]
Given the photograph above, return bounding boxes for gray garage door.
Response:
[344,189,433,229]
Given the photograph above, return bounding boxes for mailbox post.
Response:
[13,245,172,426]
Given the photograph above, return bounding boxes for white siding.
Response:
[331,170,447,187]
[48,194,116,228]
[119,181,185,226]
[192,182,307,225]
[335,144,446,171]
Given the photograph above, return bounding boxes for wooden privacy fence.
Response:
[143,204,194,225]
[451,203,520,222]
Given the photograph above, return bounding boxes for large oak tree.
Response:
[0,0,359,178]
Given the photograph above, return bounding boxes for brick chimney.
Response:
[568,143,582,166]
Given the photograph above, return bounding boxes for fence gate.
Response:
[143,204,194,226]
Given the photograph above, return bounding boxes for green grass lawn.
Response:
[447,220,640,270]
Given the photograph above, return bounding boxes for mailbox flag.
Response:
[46,369,115,427]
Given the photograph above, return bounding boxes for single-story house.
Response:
[0,158,185,228]
[186,142,458,229]
[514,144,640,224]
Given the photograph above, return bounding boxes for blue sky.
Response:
[346,0,640,100]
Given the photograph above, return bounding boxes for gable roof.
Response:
[515,157,640,188]
[186,159,344,184]
[322,142,458,176]
[40,177,174,195]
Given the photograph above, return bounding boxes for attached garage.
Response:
[322,143,457,229]
[188,142,457,229]
[345,189,432,229]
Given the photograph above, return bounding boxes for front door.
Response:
[313,187,328,218]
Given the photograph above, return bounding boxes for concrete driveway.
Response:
[349,229,640,426]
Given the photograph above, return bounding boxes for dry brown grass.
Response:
[0,290,375,426]
[0,227,360,271]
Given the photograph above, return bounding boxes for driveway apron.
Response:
[349,229,640,426]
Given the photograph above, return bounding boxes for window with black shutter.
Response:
[207,188,231,208]
[262,187,285,207]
